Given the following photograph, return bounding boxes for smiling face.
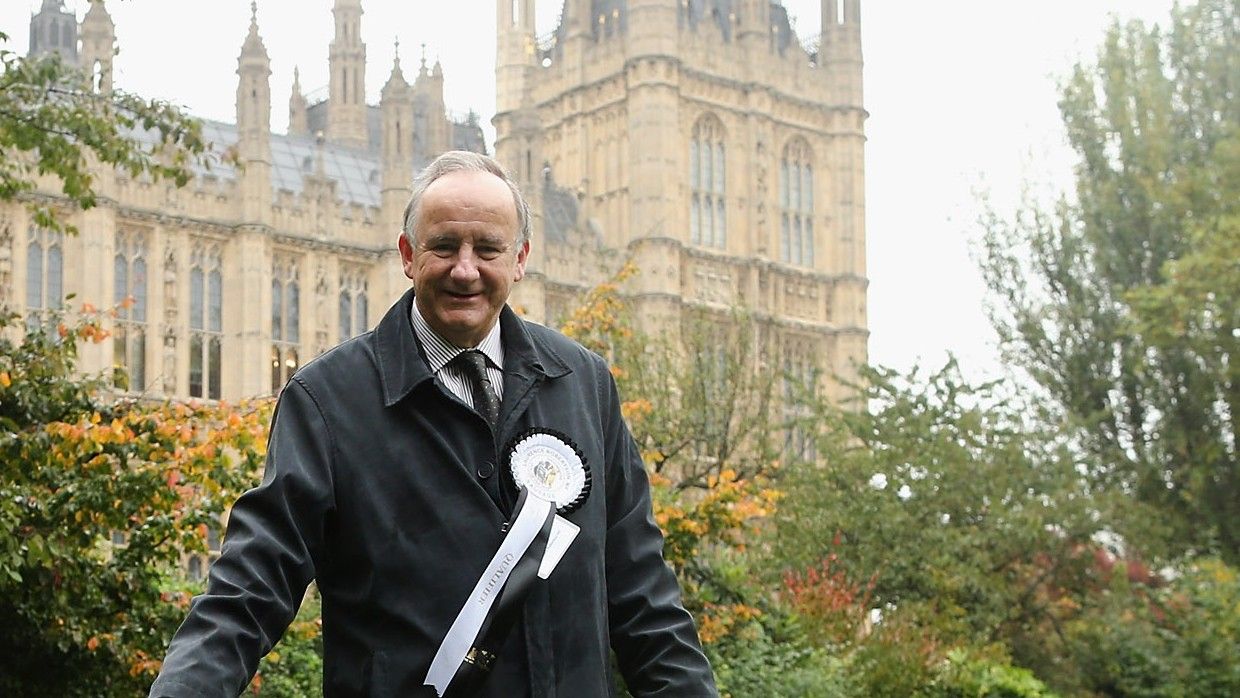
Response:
[398,170,530,348]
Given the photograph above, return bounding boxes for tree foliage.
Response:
[1063,558,1240,697]
[775,362,1099,681]
[0,31,211,233]
[978,0,1240,563]
[0,309,269,696]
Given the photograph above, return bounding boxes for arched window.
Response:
[113,230,148,392]
[271,256,301,393]
[189,244,223,400]
[780,138,815,267]
[782,340,818,463]
[338,266,369,343]
[24,227,64,332]
[690,114,726,248]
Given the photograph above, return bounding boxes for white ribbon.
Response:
[423,495,554,696]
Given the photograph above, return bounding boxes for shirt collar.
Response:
[410,300,505,373]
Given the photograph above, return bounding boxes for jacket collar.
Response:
[376,288,571,408]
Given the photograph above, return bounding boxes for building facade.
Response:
[3,0,485,401]
[1,0,867,405]
[499,0,868,403]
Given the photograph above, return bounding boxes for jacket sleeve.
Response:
[598,361,719,697]
[150,378,335,698]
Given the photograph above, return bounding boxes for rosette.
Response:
[505,428,591,514]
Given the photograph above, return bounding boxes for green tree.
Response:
[978,0,1239,562]
[774,362,1100,683]
[1065,558,1240,697]
[1,29,210,232]
[0,309,268,696]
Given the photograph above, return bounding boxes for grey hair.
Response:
[400,150,532,247]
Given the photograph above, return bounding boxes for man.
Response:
[150,152,717,697]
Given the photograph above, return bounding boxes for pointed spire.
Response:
[83,0,114,27]
[432,57,443,79]
[288,66,309,136]
[242,1,268,58]
[382,36,409,96]
[419,43,429,77]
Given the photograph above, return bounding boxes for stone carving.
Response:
[315,260,330,355]
[754,132,769,251]
[690,259,733,305]
[0,216,11,307]
[162,244,179,395]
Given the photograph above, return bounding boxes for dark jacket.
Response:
[150,289,717,697]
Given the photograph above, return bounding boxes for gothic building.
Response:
[3,0,485,400]
[1,0,866,406]
[500,0,868,403]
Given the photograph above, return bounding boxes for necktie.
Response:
[453,350,500,429]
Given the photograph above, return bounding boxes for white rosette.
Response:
[506,429,591,514]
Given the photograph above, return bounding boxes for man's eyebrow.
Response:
[421,233,459,246]
[475,234,508,247]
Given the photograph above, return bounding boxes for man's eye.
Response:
[476,247,502,258]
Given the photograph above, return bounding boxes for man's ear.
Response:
[397,232,416,281]
[513,239,531,282]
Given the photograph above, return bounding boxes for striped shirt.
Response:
[410,302,505,408]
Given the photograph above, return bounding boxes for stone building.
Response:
[3,0,485,401]
[2,0,867,406]
[500,0,868,406]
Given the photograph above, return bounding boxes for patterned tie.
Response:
[453,350,500,429]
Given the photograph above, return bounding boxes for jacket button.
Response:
[477,462,495,479]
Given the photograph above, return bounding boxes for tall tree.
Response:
[979,0,1239,562]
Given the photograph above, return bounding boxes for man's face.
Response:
[398,170,529,348]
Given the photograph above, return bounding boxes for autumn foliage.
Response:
[0,308,270,697]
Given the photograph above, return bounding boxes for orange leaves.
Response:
[127,650,162,678]
[652,467,781,569]
[32,399,272,545]
[75,321,111,344]
[696,602,764,645]
[559,262,638,354]
[0,371,11,388]
[620,398,653,425]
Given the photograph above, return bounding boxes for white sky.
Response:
[1,1,1179,379]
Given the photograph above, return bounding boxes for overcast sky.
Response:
[2,1,1180,380]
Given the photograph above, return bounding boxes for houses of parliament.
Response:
[2,0,867,405]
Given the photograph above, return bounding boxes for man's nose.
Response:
[449,248,481,282]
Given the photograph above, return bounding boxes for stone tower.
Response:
[28,0,77,61]
[236,1,272,225]
[288,67,310,137]
[380,42,413,236]
[494,0,869,399]
[79,0,115,94]
[326,0,369,149]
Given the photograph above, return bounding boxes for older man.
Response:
[150,152,717,697]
